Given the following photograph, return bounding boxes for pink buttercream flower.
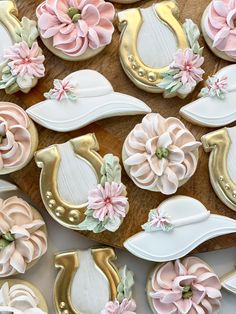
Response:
[0,197,47,277]
[36,0,115,57]
[171,48,204,89]
[101,298,137,314]
[4,41,45,78]
[149,257,222,314]
[88,182,128,221]
[205,0,236,58]
[44,78,77,101]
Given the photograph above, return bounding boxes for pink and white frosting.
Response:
[123,114,201,195]
[0,103,32,171]
[0,282,47,313]
[101,298,137,314]
[204,0,236,59]
[0,196,47,277]
[149,257,222,314]
[36,0,115,57]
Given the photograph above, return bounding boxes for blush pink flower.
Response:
[4,41,45,79]
[44,78,77,101]
[171,48,204,90]
[36,0,115,57]
[101,298,137,314]
[88,182,128,221]
[149,257,222,314]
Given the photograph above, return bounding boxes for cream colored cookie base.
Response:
[201,5,236,63]
[0,118,38,175]
[40,36,105,61]
[0,278,48,312]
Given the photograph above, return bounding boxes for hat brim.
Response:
[26,92,151,132]
[124,214,236,262]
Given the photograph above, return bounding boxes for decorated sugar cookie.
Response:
[118,1,204,97]
[36,0,115,61]
[201,126,236,211]
[0,102,38,175]
[147,257,222,314]
[202,0,236,62]
[0,279,48,313]
[26,70,151,132]
[221,268,236,295]
[180,65,236,127]
[110,0,139,3]
[124,196,236,262]
[122,113,201,195]
[35,134,129,233]
[0,1,45,94]
[54,248,136,314]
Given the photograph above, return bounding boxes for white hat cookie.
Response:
[54,248,136,314]
[124,196,236,262]
[26,70,151,132]
[202,0,236,62]
[202,126,236,211]
[180,64,236,127]
[35,134,129,233]
[118,1,204,97]
[0,279,48,313]
[122,113,201,195]
[0,1,45,94]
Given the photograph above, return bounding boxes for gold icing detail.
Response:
[35,134,103,229]
[54,248,119,314]
[202,128,236,211]
[118,1,189,93]
[221,268,236,295]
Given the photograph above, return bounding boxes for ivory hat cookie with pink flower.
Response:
[0,1,45,94]
[35,133,129,233]
[202,0,236,62]
[26,70,151,132]
[36,0,115,61]
[122,113,201,195]
[0,102,38,175]
[118,1,205,97]
[147,257,222,314]
[124,196,236,262]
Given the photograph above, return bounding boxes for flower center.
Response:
[68,7,81,22]
[184,64,192,72]
[23,57,31,64]
[156,147,169,159]
[0,232,15,250]
[182,285,193,299]
[105,197,111,205]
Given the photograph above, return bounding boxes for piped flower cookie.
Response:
[122,113,201,195]
[0,1,45,94]
[118,1,204,97]
[35,134,129,233]
[36,0,115,61]
[202,0,236,62]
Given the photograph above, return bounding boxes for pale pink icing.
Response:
[0,196,47,277]
[36,0,115,57]
[101,298,137,314]
[0,102,31,171]
[149,257,222,314]
[205,0,236,58]
[123,114,201,195]
[0,282,46,313]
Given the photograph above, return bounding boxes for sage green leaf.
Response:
[20,17,39,47]
[100,154,122,186]
[117,265,135,302]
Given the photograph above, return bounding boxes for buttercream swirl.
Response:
[205,0,236,59]
[0,196,47,277]
[123,114,201,195]
[149,257,222,314]
[0,102,31,171]
[36,0,115,57]
[0,282,47,313]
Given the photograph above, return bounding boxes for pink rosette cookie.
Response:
[0,102,38,175]
[147,257,222,314]
[122,113,201,195]
[0,196,47,277]
[202,0,236,62]
[36,0,115,61]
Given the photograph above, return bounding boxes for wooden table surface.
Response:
[6,0,236,252]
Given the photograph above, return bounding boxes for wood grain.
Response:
[7,0,236,252]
